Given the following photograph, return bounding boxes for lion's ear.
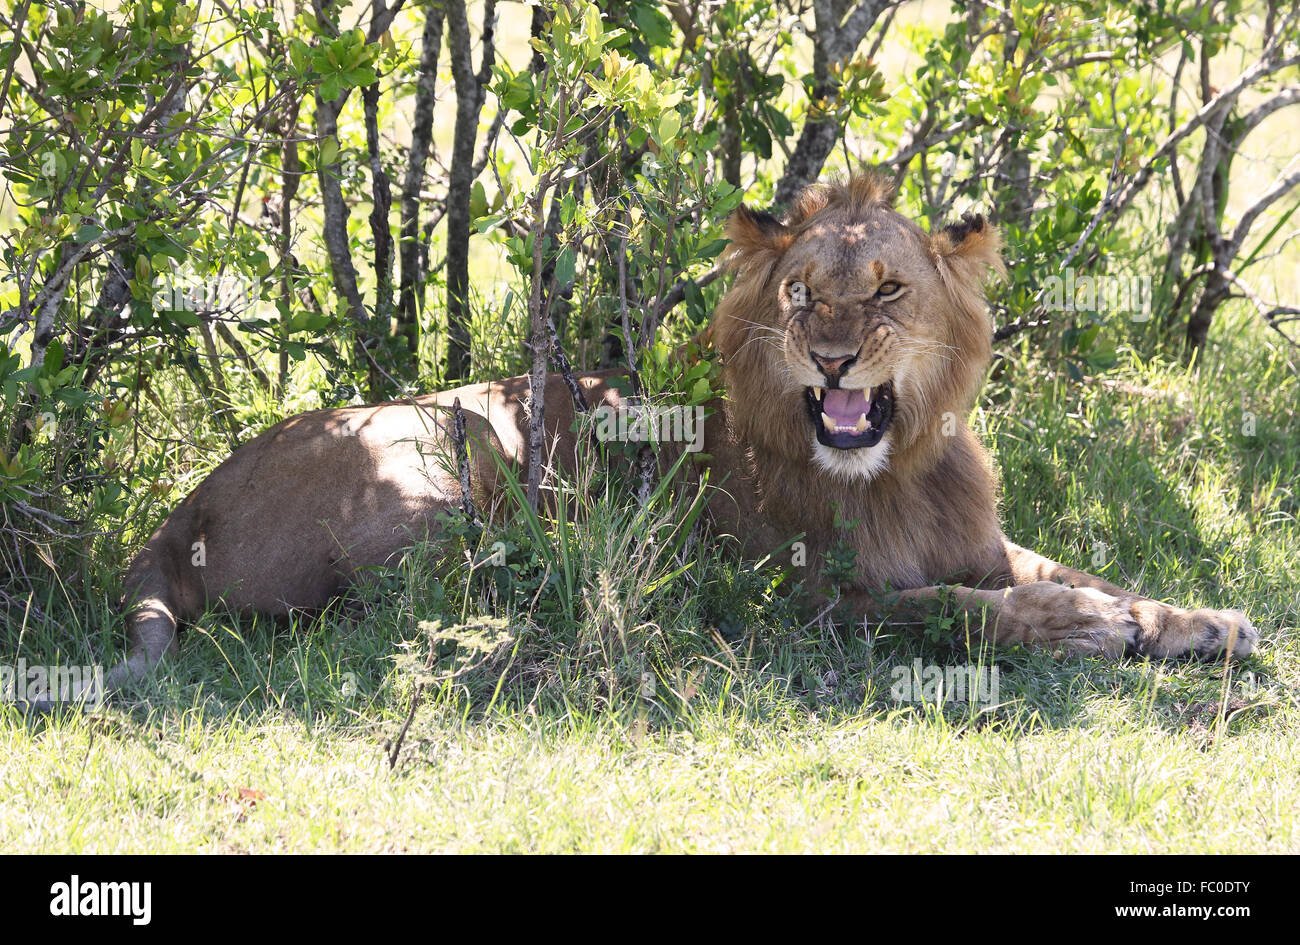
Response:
[931,212,1005,283]
[724,204,792,271]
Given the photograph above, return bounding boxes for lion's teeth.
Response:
[813,387,824,400]
[855,413,868,432]
[821,412,835,432]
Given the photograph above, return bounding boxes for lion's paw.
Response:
[1137,603,1259,659]
[1183,608,1258,658]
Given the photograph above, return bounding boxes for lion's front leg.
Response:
[860,535,1257,658]
[881,582,1138,658]
[987,540,1258,659]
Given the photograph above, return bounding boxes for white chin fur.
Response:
[810,435,892,482]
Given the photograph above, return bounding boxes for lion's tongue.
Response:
[823,388,870,426]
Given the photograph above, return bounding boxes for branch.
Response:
[994,146,1126,342]
[315,95,368,331]
[883,115,979,173]
[773,1,898,205]
[524,170,556,511]
[451,397,482,525]
[651,265,724,322]
[1215,266,1300,347]
[548,314,589,415]
[1228,161,1300,256]
[832,0,894,60]
[1109,44,1300,221]
[1239,85,1300,135]
[363,81,395,331]
[25,225,135,371]
[397,7,446,342]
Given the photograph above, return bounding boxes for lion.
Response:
[75,173,1257,705]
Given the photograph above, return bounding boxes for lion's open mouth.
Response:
[805,382,894,449]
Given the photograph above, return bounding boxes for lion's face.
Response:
[774,205,958,479]
[713,175,1003,483]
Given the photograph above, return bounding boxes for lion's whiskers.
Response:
[892,338,963,366]
[732,319,788,358]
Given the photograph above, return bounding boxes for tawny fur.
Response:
[63,173,1253,708]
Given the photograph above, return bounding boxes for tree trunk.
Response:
[397,7,446,362]
[773,0,893,206]
[315,91,378,399]
[443,0,498,380]
[363,83,395,369]
[525,182,551,510]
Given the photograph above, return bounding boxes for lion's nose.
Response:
[810,350,858,381]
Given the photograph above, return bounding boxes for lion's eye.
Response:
[788,281,809,306]
[877,281,902,298]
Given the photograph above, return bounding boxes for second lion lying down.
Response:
[103,173,1257,698]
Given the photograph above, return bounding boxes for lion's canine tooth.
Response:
[813,386,824,400]
[855,413,868,433]
[821,412,835,432]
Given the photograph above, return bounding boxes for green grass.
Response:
[3,308,1298,853]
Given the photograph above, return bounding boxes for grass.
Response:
[2,304,1297,853]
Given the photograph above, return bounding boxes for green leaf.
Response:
[632,5,674,48]
[554,246,576,286]
[582,3,604,43]
[469,180,488,220]
[475,212,509,234]
[344,66,378,88]
[656,110,681,145]
[319,135,339,167]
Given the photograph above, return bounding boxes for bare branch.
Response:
[1239,84,1300,135]
[1110,45,1300,220]
[1215,266,1300,347]
[1228,160,1300,256]
[884,116,979,176]
[451,397,482,525]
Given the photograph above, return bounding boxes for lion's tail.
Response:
[103,541,184,696]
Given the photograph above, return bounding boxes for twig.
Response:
[548,315,589,414]
[1214,268,1300,348]
[451,397,481,525]
[387,645,435,770]
[616,235,643,397]
[994,144,1126,342]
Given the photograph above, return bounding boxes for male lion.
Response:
[94,173,1255,701]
